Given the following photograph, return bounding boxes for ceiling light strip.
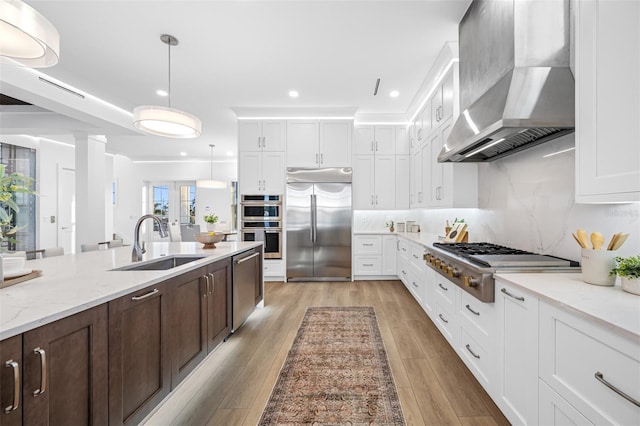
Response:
[542,147,575,158]
[38,77,85,98]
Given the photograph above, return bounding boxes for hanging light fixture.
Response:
[197,144,226,188]
[133,34,201,138]
[0,0,60,67]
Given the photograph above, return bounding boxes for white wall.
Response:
[354,134,640,263]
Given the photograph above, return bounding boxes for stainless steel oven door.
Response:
[241,228,282,259]
[240,203,282,221]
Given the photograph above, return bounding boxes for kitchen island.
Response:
[0,241,263,426]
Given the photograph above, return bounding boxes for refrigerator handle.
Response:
[311,194,317,243]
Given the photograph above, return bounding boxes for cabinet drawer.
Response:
[434,275,455,308]
[354,256,382,275]
[354,235,381,254]
[409,243,425,269]
[435,302,458,346]
[459,327,491,388]
[397,256,410,287]
[540,303,640,425]
[457,288,495,339]
[263,260,284,276]
[539,380,592,426]
[397,238,409,260]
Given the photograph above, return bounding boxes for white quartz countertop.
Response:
[354,230,440,247]
[0,241,262,340]
[495,272,640,340]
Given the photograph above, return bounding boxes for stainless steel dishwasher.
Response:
[232,249,261,332]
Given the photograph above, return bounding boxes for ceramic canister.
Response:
[581,248,617,286]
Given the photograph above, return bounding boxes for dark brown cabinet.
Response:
[171,259,231,386]
[108,282,171,426]
[0,306,109,426]
[1,335,22,426]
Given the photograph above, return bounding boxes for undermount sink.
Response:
[111,255,206,271]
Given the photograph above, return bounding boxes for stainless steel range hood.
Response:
[439,0,574,163]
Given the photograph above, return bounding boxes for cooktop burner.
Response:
[432,242,532,258]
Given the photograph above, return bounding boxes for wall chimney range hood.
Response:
[439,0,575,163]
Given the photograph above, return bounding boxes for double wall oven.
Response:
[240,195,282,259]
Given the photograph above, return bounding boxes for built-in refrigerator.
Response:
[286,167,352,281]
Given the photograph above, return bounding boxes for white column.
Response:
[75,133,106,252]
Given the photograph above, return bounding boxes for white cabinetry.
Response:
[353,125,409,209]
[575,0,640,202]
[397,238,410,289]
[353,234,397,278]
[495,280,539,425]
[287,120,352,168]
[539,302,640,425]
[238,151,285,194]
[238,120,286,152]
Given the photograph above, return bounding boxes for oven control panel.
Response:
[424,251,495,303]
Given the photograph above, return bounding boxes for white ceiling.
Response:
[3,0,471,161]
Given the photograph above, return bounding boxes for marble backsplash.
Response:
[353,133,640,263]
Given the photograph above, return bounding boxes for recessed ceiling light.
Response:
[156,89,168,97]
[288,90,299,98]
[180,151,187,156]
[390,90,399,98]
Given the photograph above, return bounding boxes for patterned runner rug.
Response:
[259,306,406,425]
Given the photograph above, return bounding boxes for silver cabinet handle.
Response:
[236,252,260,264]
[33,348,46,396]
[371,194,374,206]
[412,281,418,287]
[465,304,480,316]
[402,247,407,252]
[417,128,422,141]
[262,136,266,148]
[4,360,20,413]
[131,288,159,301]
[501,287,524,301]
[316,153,319,164]
[258,137,261,148]
[375,194,378,205]
[401,270,407,275]
[362,243,374,246]
[375,140,378,151]
[208,273,215,294]
[320,153,324,164]
[438,314,448,324]
[466,344,480,359]
[595,372,640,407]
[438,283,448,291]
[363,263,374,267]
[413,254,419,259]
[203,276,209,298]
[371,141,374,152]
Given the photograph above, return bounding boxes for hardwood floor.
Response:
[144,280,510,426]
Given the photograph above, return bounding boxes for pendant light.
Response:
[133,34,201,138]
[0,0,60,67]
[197,144,226,188]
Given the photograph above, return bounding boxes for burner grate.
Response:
[432,242,533,259]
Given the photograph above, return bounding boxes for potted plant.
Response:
[610,254,640,295]
[203,212,219,232]
[0,165,36,281]
[386,220,395,232]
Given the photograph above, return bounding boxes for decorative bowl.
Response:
[194,232,224,249]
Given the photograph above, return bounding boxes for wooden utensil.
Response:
[611,233,629,251]
[572,233,586,248]
[590,232,605,250]
[576,229,590,249]
[607,233,621,250]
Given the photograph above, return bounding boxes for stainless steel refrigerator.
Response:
[286,167,352,281]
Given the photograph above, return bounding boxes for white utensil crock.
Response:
[581,249,617,286]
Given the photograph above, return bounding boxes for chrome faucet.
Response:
[132,214,168,262]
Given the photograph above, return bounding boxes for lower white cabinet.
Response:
[538,380,592,426]
[263,259,285,281]
[539,302,640,425]
[353,234,397,278]
[495,280,539,425]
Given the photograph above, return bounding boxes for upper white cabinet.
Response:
[353,125,409,209]
[287,120,352,168]
[238,151,285,194]
[354,126,395,155]
[238,120,286,152]
[575,0,640,202]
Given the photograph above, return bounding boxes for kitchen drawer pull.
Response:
[236,252,260,264]
[33,348,46,396]
[438,283,448,291]
[438,314,448,324]
[208,273,215,294]
[501,287,524,301]
[465,344,480,359]
[315,153,319,164]
[412,281,418,287]
[262,136,266,148]
[131,288,159,301]
[402,247,407,251]
[413,254,419,259]
[203,276,210,298]
[595,372,640,407]
[362,243,374,246]
[320,153,324,164]
[465,304,480,316]
[363,263,374,267]
[402,270,407,275]
[4,360,20,413]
